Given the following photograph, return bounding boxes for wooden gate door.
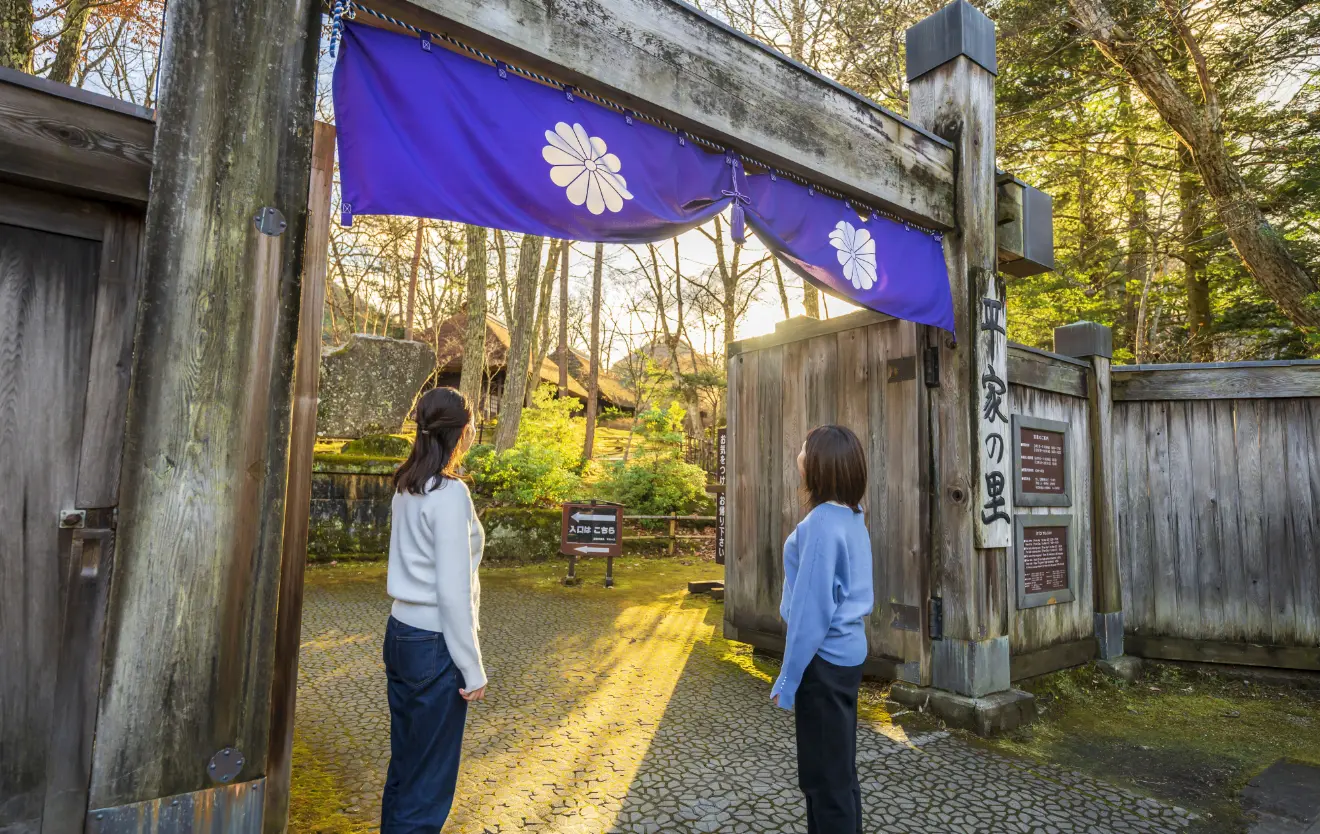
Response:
[0,184,143,834]
[724,311,931,684]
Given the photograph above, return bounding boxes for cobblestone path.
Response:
[296,567,1194,833]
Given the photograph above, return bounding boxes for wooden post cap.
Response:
[1053,321,1113,359]
[905,0,997,82]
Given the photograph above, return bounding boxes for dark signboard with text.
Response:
[1012,415,1071,507]
[560,503,623,558]
[1014,515,1075,608]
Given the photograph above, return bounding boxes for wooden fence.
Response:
[1112,363,1320,670]
[725,319,1320,684]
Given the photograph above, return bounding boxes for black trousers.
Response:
[795,655,865,834]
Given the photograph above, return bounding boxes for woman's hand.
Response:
[772,694,780,708]
[460,685,486,702]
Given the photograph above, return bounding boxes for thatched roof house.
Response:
[427,313,634,416]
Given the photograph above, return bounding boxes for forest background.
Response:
[3,0,1317,410]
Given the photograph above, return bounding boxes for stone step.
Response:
[687,580,724,595]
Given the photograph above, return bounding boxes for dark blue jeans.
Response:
[795,655,865,834]
[380,616,468,833]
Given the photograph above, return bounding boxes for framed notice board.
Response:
[1012,415,1071,507]
[1014,514,1075,609]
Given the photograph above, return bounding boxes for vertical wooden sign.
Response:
[974,268,1011,548]
[715,427,727,565]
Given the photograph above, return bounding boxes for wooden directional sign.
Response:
[560,502,623,558]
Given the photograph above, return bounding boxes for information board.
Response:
[1022,525,1068,594]
[1012,415,1071,507]
[1014,514,1075,608]
[560,503,622,558]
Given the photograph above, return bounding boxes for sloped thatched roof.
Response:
[428,313,593,400]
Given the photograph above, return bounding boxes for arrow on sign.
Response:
[571,511,616,523]
[573,545,611,554]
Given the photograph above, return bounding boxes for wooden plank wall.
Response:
[725,314,925,673]
[1005,380,1095,657]
[1113,384,1320,653]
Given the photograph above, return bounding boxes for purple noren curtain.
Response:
[333,22,953,331]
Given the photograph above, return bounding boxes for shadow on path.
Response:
[296,567,1195,833]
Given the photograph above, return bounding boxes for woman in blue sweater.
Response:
[771,424,874,834]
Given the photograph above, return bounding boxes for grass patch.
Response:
[976,662,1320,831]
[288,732,373,834]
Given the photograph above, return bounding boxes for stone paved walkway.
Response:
[296,566,1195,833]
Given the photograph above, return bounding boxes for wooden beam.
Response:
[1007,345,1089,399]
[1111,362,1320,401]
[0,66,153,204]
[728,309,894,355]
[1126,634,1320,672]
[264,121,336,834]
[88,0,322,812]
[375,0,956,228]
[1010,638,1096,682]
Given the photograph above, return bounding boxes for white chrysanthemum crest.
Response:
[828,220,877,291]
[542,122,633,215]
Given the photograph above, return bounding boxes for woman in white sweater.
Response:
[381,387,486,832]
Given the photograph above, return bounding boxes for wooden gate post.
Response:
[897,0,1034,733]
[86,0,322,825]
[1054,321,1126,662]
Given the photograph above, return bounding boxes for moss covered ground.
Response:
[966,662,1320,832]
[288,732,374,833]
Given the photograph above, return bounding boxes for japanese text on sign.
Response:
[974,270,1012,547]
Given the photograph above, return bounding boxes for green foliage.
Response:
[463,388,588,506]
[594,456,709,516]
[464,443,580,506]
[637,401,687,450]
[517,386,585,459]
[339,433,411,459]
[598,406,629,423]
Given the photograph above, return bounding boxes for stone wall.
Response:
[308,465,563,563]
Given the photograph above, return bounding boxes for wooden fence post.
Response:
[900,0,1034,733]
[86,0,321,822]
[1054,321,1124,660]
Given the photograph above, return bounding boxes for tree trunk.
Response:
[1179,149,1212,361]
[802,282,820,318]
[772,258,792,319]
[557,242,569,396]
[1120,85,1147,356]
[527,239,563,406]
[1069,0,1320,332]
[458,225,488,412]
[0,0,32,72]
[582,242,604,460]
[494,228,513,323]
[404,218,424,340]
[494,235,544,451]
[49,0,93,84]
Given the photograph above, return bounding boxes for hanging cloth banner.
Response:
[332,20,954,331]
[334,22,731,242]
[741,166,954,332]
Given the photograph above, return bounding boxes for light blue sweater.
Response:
[770,502,874,709]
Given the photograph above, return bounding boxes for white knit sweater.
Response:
[387,476,486,690]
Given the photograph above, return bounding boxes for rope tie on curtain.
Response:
[722,155,752,244]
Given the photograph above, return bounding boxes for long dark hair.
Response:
[394,387,473,495]
[801,424,867,513]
